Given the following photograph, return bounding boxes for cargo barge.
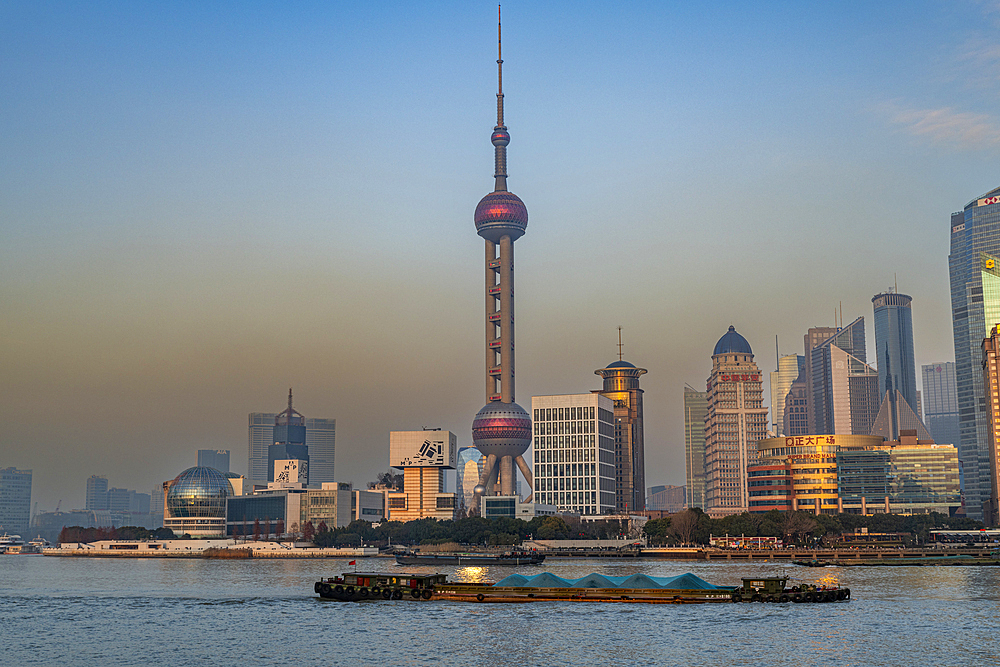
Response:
[394,549,544,566]
[314,572,850,604]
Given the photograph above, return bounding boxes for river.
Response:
[3,555,998,666]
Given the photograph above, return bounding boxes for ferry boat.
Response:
[0,534,24,554]
[314,572,850,604]
[394,549,544,567]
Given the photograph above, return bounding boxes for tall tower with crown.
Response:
[470,7,533,514]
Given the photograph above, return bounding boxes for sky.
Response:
[3,1,1000,512]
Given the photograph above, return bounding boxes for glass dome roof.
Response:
[713,325,753,356]
[166,466,233,519]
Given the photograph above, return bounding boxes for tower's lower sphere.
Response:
[472,401,531,458]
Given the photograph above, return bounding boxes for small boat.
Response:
[314,571,851,604]
[394,549,544,566]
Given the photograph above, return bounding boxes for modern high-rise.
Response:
[469,11,533,515]
[922,362,960,448]
[0,467,32,536]
[949,185,1000,521]
[704,326,769,516]
[197,450,230,472]
[803,326,838,434]
[248,402,335,486]
[596,359,648,512]
[85,475,109,511]
[683,386,708,510]
[532,393,616,515]
[269,390,309,484]
[870,292,929,440]
[808,318,880,436]
[770,353,804,436]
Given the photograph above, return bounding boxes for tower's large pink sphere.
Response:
[472,401,531,458]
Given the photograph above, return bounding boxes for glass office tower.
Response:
[949,185,1000,521]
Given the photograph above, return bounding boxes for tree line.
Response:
[58,525,175,543]
[642,509,983,547]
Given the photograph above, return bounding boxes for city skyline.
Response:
[3,2,1000,510]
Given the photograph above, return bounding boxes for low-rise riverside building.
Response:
[748,431,960,515]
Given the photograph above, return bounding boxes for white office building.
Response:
[531,393,616,515]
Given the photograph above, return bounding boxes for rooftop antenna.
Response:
[617,326,624,361]
[288,387,293,411]
[894,273,897,293]
[839,301,843,329]
[775,335,779,369]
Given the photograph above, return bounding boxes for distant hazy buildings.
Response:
[770,354,804,436]
[683,386,708,510]
[0,467,32,536]
[949,185,1000,522]
[197,450,230,473]
[386,430,457,521]
[532,393,616,515]
[704,326,768,517]
[783,374,810,436]
[922,362,960,448]
[595,359,648,513]
[85,475,109,511]
[646,485,685,513]
[808,318,880,436]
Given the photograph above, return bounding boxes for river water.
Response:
[3,555,998,666]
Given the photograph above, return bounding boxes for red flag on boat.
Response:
[349,560,356,565]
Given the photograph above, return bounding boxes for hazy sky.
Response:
[3,1,1000,511]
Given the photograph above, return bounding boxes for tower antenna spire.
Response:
[618,326,624,361]
[492,4,509,192]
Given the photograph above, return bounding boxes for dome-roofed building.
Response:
[595,330,648,513]
[163,466,233,537]
[713,325,753,356]
[704,325,768,517]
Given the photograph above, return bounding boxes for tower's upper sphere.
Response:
[491,127,510,146]
[475,191,528,243]
[713,325,753,356]
[472,401,531,458]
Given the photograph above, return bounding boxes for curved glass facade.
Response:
[166,467,232,518]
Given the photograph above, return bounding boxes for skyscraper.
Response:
[770,353,804,436]
[595,358,648,513]
[808,318,880,436]
[803,326,838,434]
[0,467,32,536]
[704,326,769,516]
[268,390,309,484]
[922,362,960,448]
[870,292,930,440]
[248,407,335,487]
[683,386,708,510]
[470,10,533,514]
[85,475,109,511]
[949,185,1000,521]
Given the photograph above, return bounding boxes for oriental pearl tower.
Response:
[470,7,533,515]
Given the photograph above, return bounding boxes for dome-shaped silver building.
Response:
[163,466,233,537]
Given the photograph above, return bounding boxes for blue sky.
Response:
[3,1,999,510]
